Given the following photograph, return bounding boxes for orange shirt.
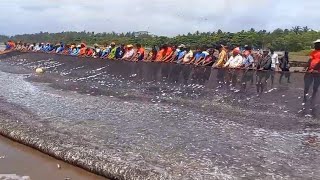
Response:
[79,48,87,56]
[309,50,320,71]
[137,47,145,55]
[156,49,165,61]
[137,48,145,60]
[164,47,173,56]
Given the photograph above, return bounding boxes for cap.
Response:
[313,39,320,44]
[178,44,186,48]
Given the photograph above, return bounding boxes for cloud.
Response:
[0,0,319,36]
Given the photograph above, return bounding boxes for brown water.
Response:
[0,136,107,180]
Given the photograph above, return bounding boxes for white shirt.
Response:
[224,54,243,68]
[34,45,41,51]
[271,53,279,68]
[183,50,193,63]
[123,49,134,59]
[202,51,210,57]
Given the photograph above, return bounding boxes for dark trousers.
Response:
[304,73,320,105]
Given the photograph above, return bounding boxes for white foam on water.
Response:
[0,174,30,180]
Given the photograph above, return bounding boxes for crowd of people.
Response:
[4,40,290,72]
[3,39,320,112]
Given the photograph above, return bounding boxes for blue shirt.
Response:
[56,46,64,53]
[243,55,254,67]
[177,50,186,60]
[194,52,203,61]
[71,48,79,56]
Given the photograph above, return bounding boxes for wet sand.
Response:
[0,135,106,180]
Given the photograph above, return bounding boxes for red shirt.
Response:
[309,50,320,71]
[86,48,94,56]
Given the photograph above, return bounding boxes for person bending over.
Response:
[144,46,157,62]
[181,47,193,64]
[115,44,126,60]
[160,44,173,62]
[175,45,187,64]
[213,44,227,68]
[194,47,210,66]
[223,47,243,68]
[163,45,177,62]
[107,42,117,60]
[131,44,145,62]
[122,44,135,60]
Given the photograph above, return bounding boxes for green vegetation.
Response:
[0,35,9,42]
[1,26,319,52]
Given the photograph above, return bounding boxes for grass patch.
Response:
[289,50,311,62]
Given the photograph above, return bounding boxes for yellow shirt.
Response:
[215,49,227,67]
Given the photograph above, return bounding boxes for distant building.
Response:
[133,31,149,37]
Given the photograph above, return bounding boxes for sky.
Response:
[1,0,319,36]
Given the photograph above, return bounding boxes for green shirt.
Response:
[108,47,117,59]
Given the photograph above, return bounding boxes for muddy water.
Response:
[0,136,106,180]
[0,52,319,179]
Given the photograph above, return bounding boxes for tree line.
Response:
[1,26,319,52]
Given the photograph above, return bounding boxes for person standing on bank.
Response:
[270,49,280,86]
[279,51,291,83]
[303,39,320,109]
[256,49,272,94]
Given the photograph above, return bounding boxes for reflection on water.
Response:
[0,52,319,179]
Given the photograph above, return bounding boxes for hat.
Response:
[111,42,116,46]
[127,44,133,48]
[94,43,99,47]
[178,44,186,48]
[77,45,81,48]
[313,39,320,44]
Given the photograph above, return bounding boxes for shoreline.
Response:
[0,135,106,180]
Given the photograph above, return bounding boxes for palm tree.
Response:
[303,26,310,32]
[291,26,301,34]
[249,28,256,32]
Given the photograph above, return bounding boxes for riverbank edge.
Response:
[0,109,169,180]
[0,67,169,180]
